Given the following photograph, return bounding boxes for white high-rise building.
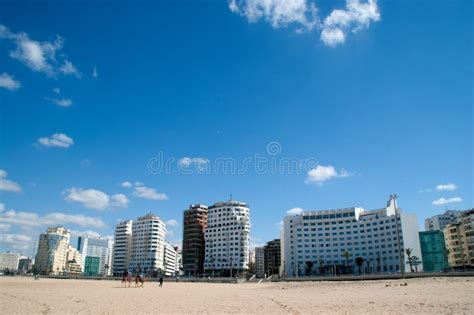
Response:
[255,247,265,278]
[34,227,70,275]
[78,235,114,276]
[163,242,178,276]
[204,200,251,275]
[112,220,132,276]
[0,252,20,271]
[129,213,166,276]
[425,210,463,231]
[281,195,422,277]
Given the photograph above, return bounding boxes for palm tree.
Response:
[342,250,351,274]
[305,261,314,276]
[318,258,324,275]
[355,257,364,275]
[405,248,414,272]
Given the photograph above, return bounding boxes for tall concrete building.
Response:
[78,235,113,276]
[264,239,281,276]
[255,247,265,278]
[34,227,70,275]
[112,220,132,276]
[419,230,449,272]
[281,195,422,277]
[0,252,20,271]
[182,204,208,276]
[425,210,463,231]
[129,213,166,276]
[444,209,474,269]
[204,200,250,276]
[163,242,179,276]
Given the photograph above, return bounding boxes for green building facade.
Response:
[419,230,449,272]
[84,256,101,276]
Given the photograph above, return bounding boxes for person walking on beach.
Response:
[159,276,163,287]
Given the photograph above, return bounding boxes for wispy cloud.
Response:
[37,133,74,148]
[436,183,457,192]
[0,72,21,91]
[92,66,98,79]
[0,169,22,193]
[305,165,351,184]
[122,181,168,201]
[64,188,129,210]
[228,0,381,47]
[166,219,178,227]
[46,97,73,107]
[0,24,80,77]
[0,233,32,251]
[432,197,463,206]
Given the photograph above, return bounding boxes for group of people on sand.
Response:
[121,268,163,288]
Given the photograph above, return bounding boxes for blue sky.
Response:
[0,0,472,256]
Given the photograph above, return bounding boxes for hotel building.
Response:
[112,220,133,276]
[182,204,208,276]
[281,195,422,277]
[77,235,114,276]
[128,213,166,276]
[419,230,449,272]
[444,209,474,269]
[204,200,250,275]
[34,227,70,275]
[163,242,179,276]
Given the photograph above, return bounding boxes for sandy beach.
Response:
[0,277,473,314]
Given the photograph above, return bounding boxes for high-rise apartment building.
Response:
[112,220,132,276]
[163,242,178,276]
[281,195,422,277]
[264,239,281,276]
[444,209,474,269]
[255,247,265,278]
[0,252,20,271]
[182,204,208,276]
[78,235,113,276]
[34,227,70,275]
[425,210,463,231]
[129,213,166,276]
[204,200,250,276]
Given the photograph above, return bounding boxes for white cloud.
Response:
[53,87,61,94]
[38,133,74,148]
[229,0,318,31]
[0,24,80,77]
[111,193,129,208]
[0,208,105,228]
[436,183,457,192]
[305,165,351,184]
[46,97,73,107]
[287,207,303,216]
[0,223,10,231]
[229,0,380,47]
[59,60,81,78]
[0,202,5,212]
[64,188,130,210]
[0,233,32,251]
[92,66,98,79]
[0,169,22,193]
[432,197,463,206]
[0,72,21,91]
[121,181,132,188]
[64,188,110,210]
[166,219,178,227]
[70,229,101,239]
[134,185,168,200]
[320,0,380,47]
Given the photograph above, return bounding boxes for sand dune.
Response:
[0,277,473,314]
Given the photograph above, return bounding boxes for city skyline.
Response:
[1,1,472,257]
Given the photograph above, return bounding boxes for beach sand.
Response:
[0,277,473,314]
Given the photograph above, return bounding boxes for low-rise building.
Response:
[0,252,20,271]
[66,245,82,275]
[84,256,101,276]
[419,230,449,272]
[444,209,474,269]
[18,257,33,273]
